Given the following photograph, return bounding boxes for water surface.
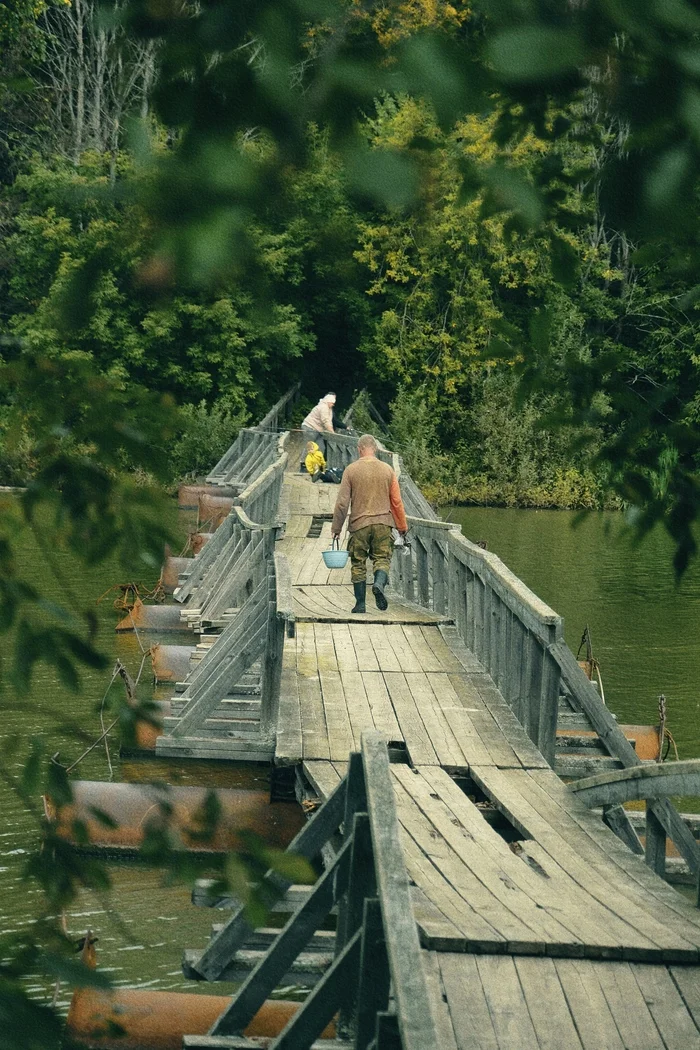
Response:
[0,496,260,1006]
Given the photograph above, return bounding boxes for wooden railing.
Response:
[570,760,700,884]
[206,428,282,488]
[254,381,302,433]
[398,468,438,520]
[390,516,563,766]
[184,733,438,1050]
[159,529,285,754]
[235,444,287,525]
[325,431,361,470]
[553,643,700,874]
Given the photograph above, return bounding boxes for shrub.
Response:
[168,399,248,482]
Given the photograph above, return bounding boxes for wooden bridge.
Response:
[141,387,700,1048]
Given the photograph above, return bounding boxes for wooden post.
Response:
[334,751,368,966]
[415,537,429,608]
[374,1012,402,1050]
[473,574,485,667]
[361,731,438,1050]
[261,567,284,734]
[537,645,561,767]
[645,801,667,877]
[528,638,545,747]
[431,541,447,615]
[337,813,375,1036]
[463,564,474,651]
[488,589,501,687]
[603,805,644,855]
[354,898,391,1050]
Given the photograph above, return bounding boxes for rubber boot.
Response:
[351,582,366,614]
[372,570,389,611]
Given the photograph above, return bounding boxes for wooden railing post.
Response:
[361,731,438,1050]
[354,898,391,1050]
[415,537,429,607]
[261,556,284,734]
[430,539,447,615]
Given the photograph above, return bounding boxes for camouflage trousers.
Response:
[348,524,394,584]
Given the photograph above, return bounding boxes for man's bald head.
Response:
[357,434,379,457]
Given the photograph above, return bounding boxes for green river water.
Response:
[3,497,700,1006]
[0,497,254,1007]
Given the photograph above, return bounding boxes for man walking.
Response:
[331,434,408,614]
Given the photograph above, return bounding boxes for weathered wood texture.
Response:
[389,516,563,765]
[571,759,700,808]
[254,381,301,433]
[198,734,437,1050]
[430,953,700,1050]
[169,394,700,1050]
[207,428,279,487]
[552,642,700,874]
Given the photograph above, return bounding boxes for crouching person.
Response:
[331,434,408,614]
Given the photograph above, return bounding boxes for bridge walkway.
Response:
[264,460,700,1048]
[170,414,700,1049]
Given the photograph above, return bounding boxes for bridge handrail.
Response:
[571,760,700,808]
[551,641,699,874]
[394,515,562,764]
[254,381,302,433]
[273,551,295,636]
[206,427,275,486]
[360,731,438,1050]
[569,758,700,884]
[234,436,288,526]
[189,735,437,1049]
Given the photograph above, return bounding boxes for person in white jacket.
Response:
[301,393,335,454]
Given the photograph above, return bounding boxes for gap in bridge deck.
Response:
[451,773,531,845]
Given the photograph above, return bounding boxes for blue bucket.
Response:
[322,537,349,569]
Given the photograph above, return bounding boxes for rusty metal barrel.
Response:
[178,484,238,509]
[115,600,185,632]
[191,531,212,555]
[161,554,194,594]
[44,782,305,853]
[150,644,194,684]
[66,987,335,1048]
[197,494,233,531]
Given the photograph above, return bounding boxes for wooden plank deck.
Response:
[427,953,700,1050]
[180,454,700,1048]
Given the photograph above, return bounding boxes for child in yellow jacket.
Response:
[305,441,326,478]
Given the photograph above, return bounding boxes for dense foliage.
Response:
[3,2,700,529]
[3,1,700,1041]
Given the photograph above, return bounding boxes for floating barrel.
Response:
[127,699,169,753]
[44,782,305,853]
[197,494,233,531]
[178,484,238,510]
[66,988,335,1049]
[115,600,185,632]
[161,552,194,594]
[150,644,194,684]
[191,532,212,555]
[66,935,334,1049]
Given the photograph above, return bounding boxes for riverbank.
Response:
[424,467,619,511]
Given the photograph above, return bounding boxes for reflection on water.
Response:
[445,506,700,759]
[0,498,275,1001]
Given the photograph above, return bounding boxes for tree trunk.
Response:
[73,0,85,164]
